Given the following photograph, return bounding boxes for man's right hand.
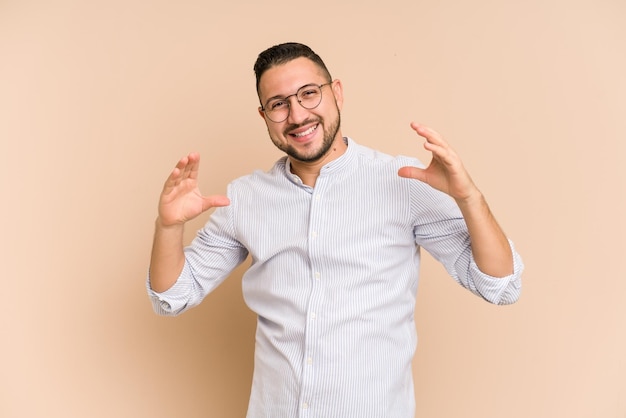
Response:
[149,153,230,293]
[158,153,230,227]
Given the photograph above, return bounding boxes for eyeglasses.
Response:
[260,82,332,123]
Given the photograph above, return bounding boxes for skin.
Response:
[257,57,347,187]
[148,57,513,293]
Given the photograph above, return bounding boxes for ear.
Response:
[331,79,344,110]
[258,106,266,120]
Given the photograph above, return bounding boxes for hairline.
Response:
[256,58,332,107]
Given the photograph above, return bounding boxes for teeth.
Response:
[294,124,317,137]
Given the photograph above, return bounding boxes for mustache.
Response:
[283,118,321,133]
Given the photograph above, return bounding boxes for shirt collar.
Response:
[283,137,356,185]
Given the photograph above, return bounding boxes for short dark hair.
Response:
[253,42,332,94]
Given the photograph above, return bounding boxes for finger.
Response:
[163,154,193,192]
[410,122,447,148]
[411,124,458,165]
[185,152,201,180]
[162,166,183,194]
[422,140,448,161]
[180,153,198,181]
[201,195,231,212]
[397,166,426,181]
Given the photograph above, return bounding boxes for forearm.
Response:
[149,217,186,293]
[456,192,513,278]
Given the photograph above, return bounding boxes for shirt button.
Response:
[311,231,318,238]
[310,312,316,319]
[302,402,309,409]
[314,272,320,280]
[307,357,313,364]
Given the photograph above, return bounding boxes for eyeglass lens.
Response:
[264,84,326,123]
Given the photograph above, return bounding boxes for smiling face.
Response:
[257,57,344,164]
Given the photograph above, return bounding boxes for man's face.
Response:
[257,57,343,163]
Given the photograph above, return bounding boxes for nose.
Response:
[286,96,309,124]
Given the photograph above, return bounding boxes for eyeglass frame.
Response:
[259,81,333,123]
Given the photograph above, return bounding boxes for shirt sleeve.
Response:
[410,179,524,305]
[146,261,206,316]
[465,239,523,304]
[146,185,249,316]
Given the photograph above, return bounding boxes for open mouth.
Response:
[289,123,319,138]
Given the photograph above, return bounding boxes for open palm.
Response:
[158,153,230,226]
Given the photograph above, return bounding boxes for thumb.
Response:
[398,166,426,181]
[201,195,231,212]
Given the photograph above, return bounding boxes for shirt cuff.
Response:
[469,239,524,305]
[146,262,195,315]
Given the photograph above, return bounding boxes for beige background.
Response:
[1,0,625,417]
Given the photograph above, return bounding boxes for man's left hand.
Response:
[398,122,480,203]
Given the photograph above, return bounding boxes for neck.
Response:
[290,136,347,187]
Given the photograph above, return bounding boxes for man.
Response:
[147,42,523,417]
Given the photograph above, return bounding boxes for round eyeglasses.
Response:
[260,82,332,123]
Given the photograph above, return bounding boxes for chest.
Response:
[234,174,415,265]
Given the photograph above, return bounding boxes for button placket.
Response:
[298,181,327,416]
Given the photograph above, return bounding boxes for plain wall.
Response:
[1,0,624,417]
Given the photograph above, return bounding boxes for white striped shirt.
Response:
[147,137,523,418]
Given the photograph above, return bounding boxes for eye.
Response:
[268,100,287,111]
[300,89,319,98]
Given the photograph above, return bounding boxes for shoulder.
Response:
[227,156,289,196]
[348,138,424,170]
[347,138,449,207]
